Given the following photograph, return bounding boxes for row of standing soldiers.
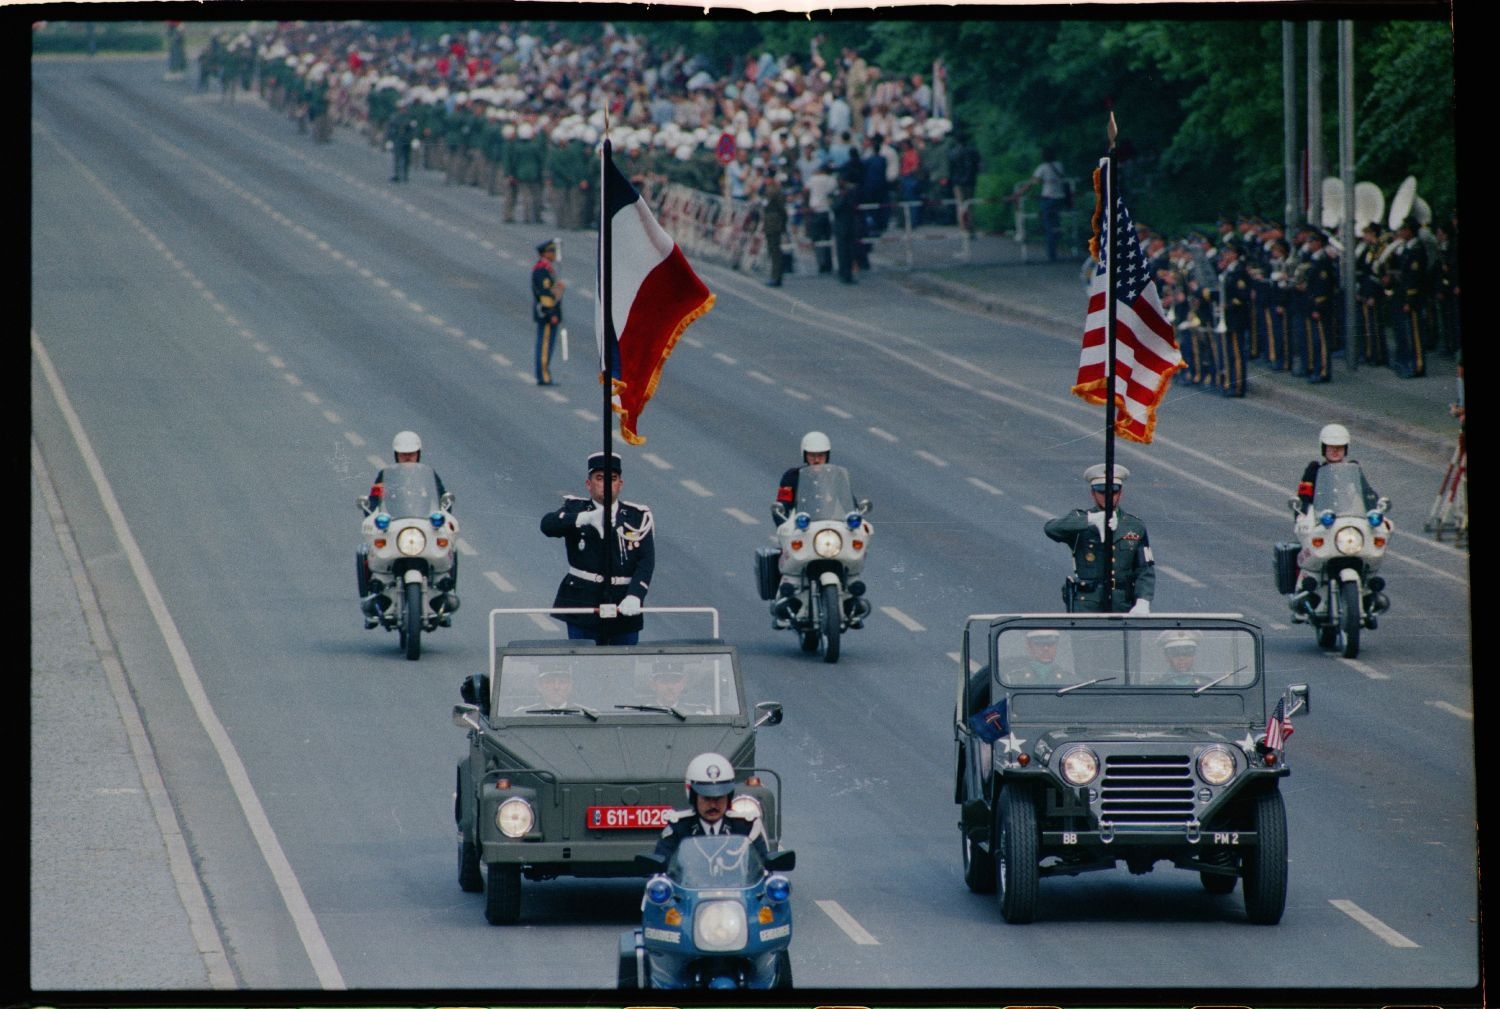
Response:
[1156,216,1458,396]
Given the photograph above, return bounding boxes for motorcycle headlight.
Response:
[495,797,534,837]
[1058,745,1099,785]
[430,511,446,529]
[396,527,427,556]
[1197,745,1237,786]
[693,900,748,951]
[813,529,843,558]
[730,794,763,822]
[374,513,391,531]
[1335,526,1364,555]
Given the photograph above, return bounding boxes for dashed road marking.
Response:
[914,450,948,467]
[823,405,853,419]
[747,370,777,385]
[784,388,811,400]
[490,352,512,367]
[455,538,477,556]
[713,352,738,365]
[485,570,517,593]
[1023,504,1055,520]
[573,409,599,422]
[526,612,555,631]
[267,355,284,369]
[282,372,301,386]
[1336,656,1390,680]
[868,426,898,443]
[321,409,341,424]
[1426,699,1472,720]
[302,391,321,406]
[343,431,364,447]
[1329,900,1419,948]
[466,338,488,351]
[966,476,1005,496]
[815,900,879,945]
[541,389,567,403]
[881,606,925,632]
[641,453,673,470]
[366,454,385,470]
[724,508,759,525]
[1156,564,1205,588]
[680,480,714,498]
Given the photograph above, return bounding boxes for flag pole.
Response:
[600,132,615,590]
[1101,113,1120,612]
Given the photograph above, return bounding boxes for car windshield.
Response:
[493,650,741,718]
[668,834,764,888]
[380,463,442,519]
[1312,461,1379,515]
[795,464,857,520]
[995,625,1258,689]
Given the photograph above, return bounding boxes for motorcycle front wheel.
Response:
[1339,579,1361,658]
[403,581,422,660]
[818,583,840,663]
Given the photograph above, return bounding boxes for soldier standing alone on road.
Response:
[531,238,564,386]
[1044,464,1155,614]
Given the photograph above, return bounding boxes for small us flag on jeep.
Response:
[1264,696,1294,750]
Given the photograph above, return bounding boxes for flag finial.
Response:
[1106,112,1118,148]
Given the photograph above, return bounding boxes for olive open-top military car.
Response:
[954,613,1308,925]
[452,607,785,924]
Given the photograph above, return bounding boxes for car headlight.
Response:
[730,794,763,822]
[1058,745,1099,785]
[1334,526,1364,555]
[495,797,534,837]
[813,529,843,558]
[693,900,748,951]
[1197,745,1237,786]
[397,527,427,556]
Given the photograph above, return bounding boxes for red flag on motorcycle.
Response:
[595,142,715,446]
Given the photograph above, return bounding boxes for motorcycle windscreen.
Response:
[669,834,763,887]
[1311,461,1379,515]
[380,463,442,518]
[794,464,857,520]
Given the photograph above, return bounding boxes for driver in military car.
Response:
[1044,464,1156,614]
[645,661,712,714]
[1153,629,1204,685]
[1000,629,1073,684]
[654,752,768,861]
[515,665,576,712]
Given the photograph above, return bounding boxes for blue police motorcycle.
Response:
[617,834,795,990]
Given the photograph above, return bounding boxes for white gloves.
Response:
[1129,598,1151,615]
[576,504,618,534]
[618,595,642,617]
[384,140,393,151]
[1086,510,1118,538]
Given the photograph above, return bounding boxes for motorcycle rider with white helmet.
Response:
[770,431,860,624]
[358,431,458,625]
[1295,424,1382,514]
[653,752,767,861]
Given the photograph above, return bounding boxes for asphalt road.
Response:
[30,56,1477,1000]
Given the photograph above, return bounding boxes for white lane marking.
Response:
[1023,504,1055,520]
[283,372,302,386]
[1156,563,1204,588]
[1329,899,1420,948]
[914,449,949,467]
[513,370,535,383]
[366,454,385,470]
[341,430,363,446]
[683,336,704,349]
[455,537,477,557]
[252,341,269,353]
[680,479,714,498]
[32,442,236,989]
[490,352,512,367]
[724,508,759,525]
[881,606,925,632]
[713,352,738,365]
[747,370,777,385]
[466,338,488,351]
[967,476,1004,496]
[815,899,880,945]
[485,570,517,593]
[33,333,347,989]
[267,355,284,369]
[1426,699,1473,720]
[321,409,341,424]
[527,612,557,631]
[868,426,898,443]
[302,391,321,406]
[823,405,853,419]
[542,389,567,403]
[574,409,600,422]
[1335,655,1390,681]
[784,388,811,400]
[641,453,673,470]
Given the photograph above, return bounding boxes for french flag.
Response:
[596,142,716,445]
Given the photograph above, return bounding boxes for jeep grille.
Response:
[1098,754,1196,825]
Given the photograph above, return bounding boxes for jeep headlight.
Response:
[1058,745,1099,785]
[1334,526,1364,555]
[694,900,748,951]
[813,529,843,558]
[1197,745,1237,786]
[397,527,427,556]
[730,794,763,822]
[495,797,534,837]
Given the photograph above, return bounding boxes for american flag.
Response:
[1264,695,1295,750]
[1073,159,1184,444]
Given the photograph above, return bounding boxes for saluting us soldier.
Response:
[1044,464,1156,614]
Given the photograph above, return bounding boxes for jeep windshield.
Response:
[995,625,1258,689]
[493,650,742,718]
[378,463,443,519]
[668,834,764,888]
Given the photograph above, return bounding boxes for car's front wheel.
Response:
[484,862,522,924]
[1242,789,1288,924]
[995,784,1039,923]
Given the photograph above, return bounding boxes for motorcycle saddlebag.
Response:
[1273,542,1300,595]
[754,547,781,601]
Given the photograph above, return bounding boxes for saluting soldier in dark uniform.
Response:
[530,238,564,386]
[1044,464,1155,614]
[1216,239,1252,397]
[1301,230,1338,383]
[540,453,655,646]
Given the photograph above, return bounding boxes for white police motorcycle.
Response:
[756,464,871,664]
[357,462,459,660]
[1277,460,1391,659]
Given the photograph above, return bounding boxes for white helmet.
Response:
[1319,423,1350,452]
[800,430,831,458]
[684,751,736,800]
[392,430,423,457]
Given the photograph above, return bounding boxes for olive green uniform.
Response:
[1043,509,1156,612]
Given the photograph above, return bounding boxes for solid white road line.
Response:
[1329,899,1420,948]
[34,333,347,989]
[815,899,880,945]
[881,606,925,632]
